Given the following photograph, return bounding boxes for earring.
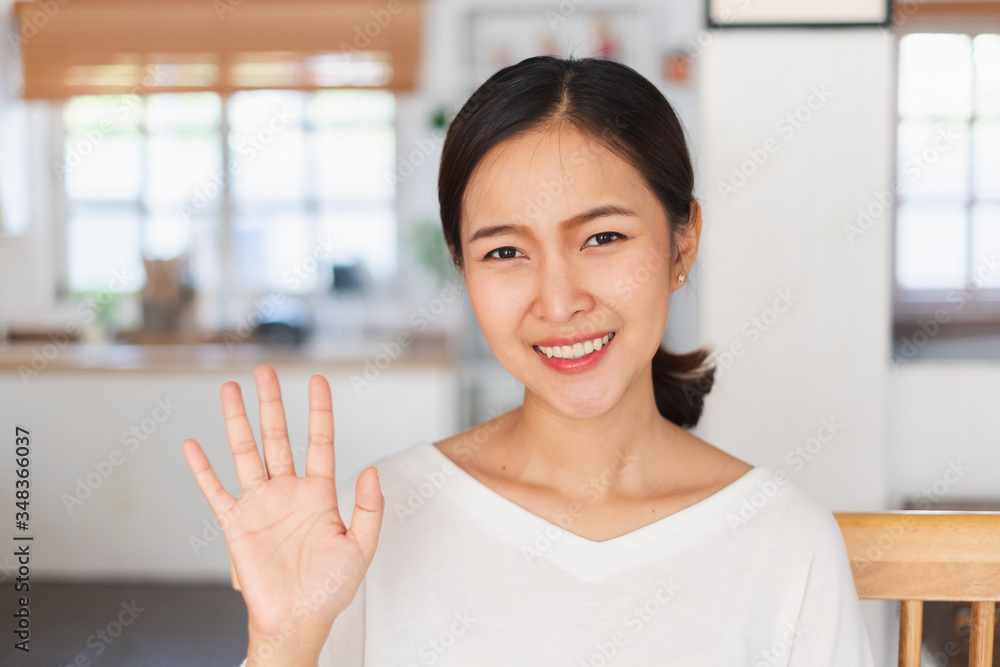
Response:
[678,273,685,284]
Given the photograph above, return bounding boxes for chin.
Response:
[542,385,619,419]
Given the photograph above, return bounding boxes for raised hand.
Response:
[182,365,384,665]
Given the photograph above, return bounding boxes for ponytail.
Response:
[651,344,715,428]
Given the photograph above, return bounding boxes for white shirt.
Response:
[241,440,874,666]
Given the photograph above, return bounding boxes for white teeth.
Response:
[536,333,613,360]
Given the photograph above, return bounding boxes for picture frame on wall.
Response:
[707,0,893,28]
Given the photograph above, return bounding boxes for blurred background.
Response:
[0,0,998,664]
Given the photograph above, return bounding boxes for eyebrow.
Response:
[467,204,639,245]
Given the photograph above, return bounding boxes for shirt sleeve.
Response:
[315,470,367,666]
[317,576,366,666]
[784,509,875,667]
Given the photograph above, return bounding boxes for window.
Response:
[60,89,397,304]
[894,31,1000,326]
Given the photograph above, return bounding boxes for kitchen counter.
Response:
[0,335,455,373]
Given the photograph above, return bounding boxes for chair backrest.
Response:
[835,512,1000,667]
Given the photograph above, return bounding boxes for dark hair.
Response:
[437,55,715,429]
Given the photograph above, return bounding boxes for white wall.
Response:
[0,364,459,581]
[888,362,1000,505]
[694,27,894,665]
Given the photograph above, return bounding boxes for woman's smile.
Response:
[532,332,616,373]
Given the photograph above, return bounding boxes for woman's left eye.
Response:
[584,232,626,246]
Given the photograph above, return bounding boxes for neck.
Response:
[496,367,679,503]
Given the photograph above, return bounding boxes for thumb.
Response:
[346,466,384,563]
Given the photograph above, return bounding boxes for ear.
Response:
[672,200,701,290]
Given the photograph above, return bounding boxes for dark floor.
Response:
[3,580,248,667]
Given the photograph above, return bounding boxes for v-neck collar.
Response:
[399,440,773,581]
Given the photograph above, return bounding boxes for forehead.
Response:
[461,124,651,229]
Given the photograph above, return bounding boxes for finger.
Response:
[346,467,385,564]
[254,364,296,478]
[182,438,238,522]
[221,380,268,491]
[305,374,336,482]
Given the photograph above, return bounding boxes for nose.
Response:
[529,251,594,323]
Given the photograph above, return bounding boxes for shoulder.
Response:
[671,427,839,542]
[721,463,848,559]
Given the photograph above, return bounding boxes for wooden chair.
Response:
[835,512,1000,667]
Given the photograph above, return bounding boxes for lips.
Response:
[532,331,615,372]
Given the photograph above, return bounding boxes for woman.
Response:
[183,56,874,666]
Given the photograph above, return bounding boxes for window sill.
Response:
[892,322,1000,363]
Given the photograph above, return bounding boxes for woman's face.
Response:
[460,123,694,419]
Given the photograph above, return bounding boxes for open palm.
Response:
[182,365,383,657]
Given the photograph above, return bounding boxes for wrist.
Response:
[246,622,330,667]
[246,640,320,667]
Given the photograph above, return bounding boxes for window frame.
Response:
[51,89,399,317]
[891,21,1000,328]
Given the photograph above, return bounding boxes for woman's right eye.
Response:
[484,247,524,260]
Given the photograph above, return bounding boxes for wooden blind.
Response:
[13,0,422,98]
[894,0,1000,27]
